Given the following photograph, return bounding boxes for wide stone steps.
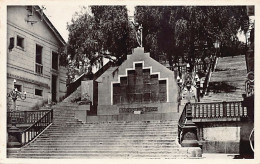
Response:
[8,153,188,159]
[15,148,183,156]
[202,55,247,103]
[43,130,177,134]
[44,131,177,135]
[7,91,193,159]
[48,126,177,131]
[24,142,177,147]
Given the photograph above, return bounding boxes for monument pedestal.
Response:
[181,122,199,147]
[7,126,21,148]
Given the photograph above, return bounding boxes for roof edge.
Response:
[34,6,66,46]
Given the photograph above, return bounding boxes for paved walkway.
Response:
[202,153,237,159]
[201,55,247,102]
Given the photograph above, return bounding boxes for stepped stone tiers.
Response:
[202,55,247,102]
[96,47,178,116]
[8,102,199,159]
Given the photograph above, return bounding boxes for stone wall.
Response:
[96,47,178,115]
[197,121,254,154]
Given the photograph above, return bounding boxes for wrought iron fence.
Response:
[21,109,53,146]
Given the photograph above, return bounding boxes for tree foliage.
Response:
[60,6,136,70]
[61,5,249,77]
[135,6,248,68]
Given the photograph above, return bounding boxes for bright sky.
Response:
[44,5,135,42]
[44,5,250,43]
[44,5,82,42]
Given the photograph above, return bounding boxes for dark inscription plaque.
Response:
[119,106,158,113]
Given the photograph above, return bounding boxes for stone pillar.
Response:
[7,126,21,148]
[181,103,199,147]
[81,80,93,102]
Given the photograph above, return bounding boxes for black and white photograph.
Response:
[0,1,258,162]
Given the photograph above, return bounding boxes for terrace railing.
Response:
[35,63,43,74]
[20,109,53,146]
[7,110,50,124]
[178,101,248,144]
[191,101,247,121]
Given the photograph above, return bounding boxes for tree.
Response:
[135,6,177,66]
[91,6,136,65]
[134,6,248,70]
[60,6,136,76]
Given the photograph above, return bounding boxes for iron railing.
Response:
[201,56,217,95]
[21,109,53,145]
[178,103,188,144]
[35,63,43,74]
[7,110,50,124]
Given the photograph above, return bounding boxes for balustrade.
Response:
[35,63,43,74]
[191,101,247,119]
[21,109,53,145]
[178,100,248,145]
[7,110,50,124]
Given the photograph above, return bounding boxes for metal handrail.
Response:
[178,103,187,143]
[20,109,53,145]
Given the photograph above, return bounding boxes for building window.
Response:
[35,44,43,74]
[52,51,59,70]
[14,84,22,92]
[35,89,43,96]
[16,35,25,49]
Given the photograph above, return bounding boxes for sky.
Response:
[44,5,135,42]
[43,5,250,43]
[44,5,83,42]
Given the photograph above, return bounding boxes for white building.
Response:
[7,6,67,111]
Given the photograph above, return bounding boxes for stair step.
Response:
[8,153,188,159]
[26,142,177,147]
[7,90,193,159]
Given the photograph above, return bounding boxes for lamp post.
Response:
[7,79,27,128]
[194,74,200,102]
[214,40,220,57]
[7,79,26,148]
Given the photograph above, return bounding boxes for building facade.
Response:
[7,6,67,111]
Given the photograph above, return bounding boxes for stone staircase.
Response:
[7,102,193,159]
[201,55,247,102]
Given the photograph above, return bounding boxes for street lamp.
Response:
[214,40,220,57]
[8,79,27,109]
[7,79,26,128]
[194,74,200,102]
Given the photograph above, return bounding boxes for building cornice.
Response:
[7,63,51,79]
[33,6,66,46]
[7,73,50,89]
